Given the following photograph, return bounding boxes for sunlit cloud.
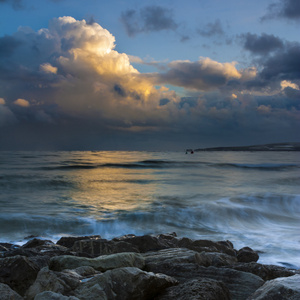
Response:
[150,57,242,91]
[40,63,57,74]
[280,80,299,90]
[14,98,30,107]
[0,16,299,149]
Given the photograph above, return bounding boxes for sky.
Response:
[0,0,299,151]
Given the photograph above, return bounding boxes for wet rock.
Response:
[72,239,139,256]
[34,291,80,300]
[237,247,259,263]
[0,282,23,300]
[177,237,236,256]
[146,262,264,300]
[194,251,238,267]
[0,255,41,296]
[25,267,83,300]
[112,234,172,252]
[143,247,236,270]
[156,278,230,300]
[2,248,41,258]
[143,248,202,270]
[49,252,145,272]
[248,274,300,300]
[228,262,299,281]
[74,267,178,300]
[56,235,101,249]
[22,238,54,249]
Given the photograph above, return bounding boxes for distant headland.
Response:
[189,142,300,152]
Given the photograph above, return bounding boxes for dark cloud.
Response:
[197,19,225,37]
[0,16,299,150]
[262,0,300,20]
[0,36,22,56]
[120,6,178,37]
[113,84,127,97]
[150,58,242,91]
[260,42,300,80]
[241,33,284,55]
[159,98,170,106]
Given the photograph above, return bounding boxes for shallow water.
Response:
[0,151,299,268]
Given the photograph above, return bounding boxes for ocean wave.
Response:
[1,193,299,269]
[212,162,299,170]
[0,177,75,190]
[1,193,298,240]
[34,159,300,171]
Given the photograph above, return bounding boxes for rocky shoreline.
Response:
[1,233,299,300]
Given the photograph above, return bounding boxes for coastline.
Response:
[193,142,300,152]
[1,233,300,300]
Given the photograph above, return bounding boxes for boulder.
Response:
[0,255,44,296]
[74,267,178,300]
[2,248,41,258]
[49,252,145,272]
[34,291,80,300]
[237,247,259,263]
[177,238,236,256]
[25,267,83,300]
[247,274,300,300]
[145,262,264,300]
[143,247,237,269]
[111,234,173,252]
[0,282,23,300]
[194,251,238,267]
[72,239,139,256]
[156,278,230,300]
[143,248,202,269]
[22,238,54,249]
[56,236,101,249]
[228,262,299,281]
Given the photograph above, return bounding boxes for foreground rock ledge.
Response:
[0,233,299,300]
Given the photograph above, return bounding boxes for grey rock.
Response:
[74,267,178,300]
[49,252,145,272]
[195,251,238,267]
[0,255,42,296]
[0,283,23,300]
[143,248,202,269]
[143,248,237,269]
[22,238,54,249]
[177,237,236,256]
[72,239,139,256]
[56,236,101,249]
[112,234,174,252]
[146,262,264,300]
[237,247,259,263]
[25,267,82,300]
[228,262,299,280]
[155,278,230,300]
[247,274,300,300]
[34,291,80,300]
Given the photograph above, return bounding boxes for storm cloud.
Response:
[121,6,178,37]
[262,0,300,20]
[150,58,250,91]
[241,33,284,55]
[259,42,300,81]
[0,16,299,150]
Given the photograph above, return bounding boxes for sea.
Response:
[0,150,299,269]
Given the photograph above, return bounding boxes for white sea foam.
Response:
[0,151,299,268]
